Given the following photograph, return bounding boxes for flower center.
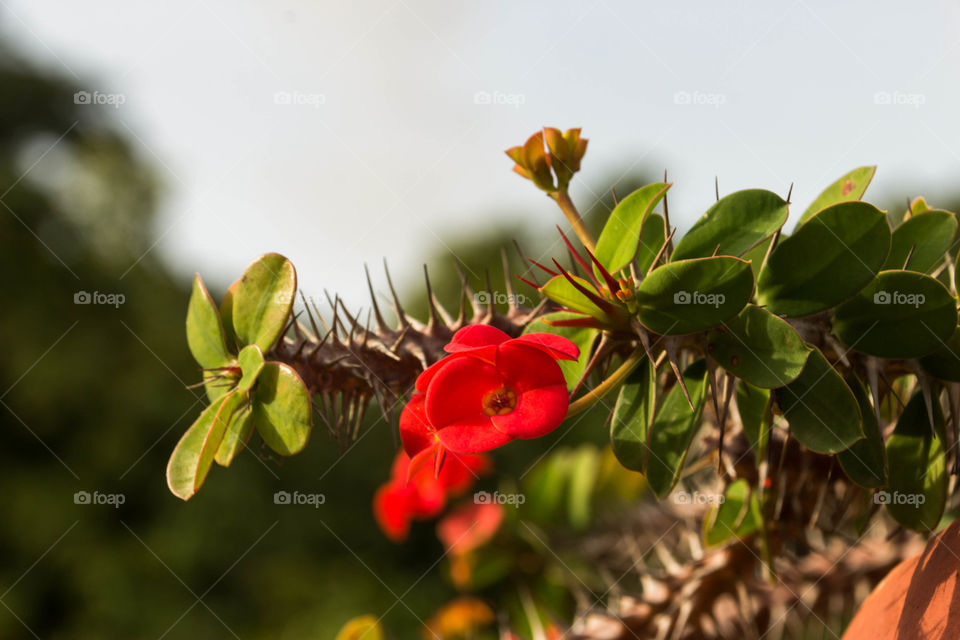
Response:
[481,387,517,416]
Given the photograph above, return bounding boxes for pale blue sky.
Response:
[6,0,960,308]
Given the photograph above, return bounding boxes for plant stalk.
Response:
[551,190,596,252]
[566,346,646,417]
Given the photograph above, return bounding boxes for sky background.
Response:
[5,0,960,309]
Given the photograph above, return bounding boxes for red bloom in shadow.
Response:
[400,325,578,459]
[373,449,489,542]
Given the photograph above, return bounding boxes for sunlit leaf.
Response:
[252,362,312,456]
[595,182,671,273]
[672,189,788,261]
[798,166,876,225]
[186,274,232,369]
[230,253,297,352]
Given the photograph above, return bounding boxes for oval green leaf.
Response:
[837,376,887,488]
[833,270,957,359]
[231,253,297,352]
[236,344,265,392]
[166,390,246,500]
[758,201,890,317]
[885,391,947,532]
[799,166,876,225]
[595,182,671,274]
[883,210,957,273]
[610,356,656,472]
[186,274,233,369]
[524,311,599,390]
[635,257,754,335]
[647,359,709,498]
[774,348,863,454]
[706,304,811,388]
[671,189,789,261]
[252,362,312,456]
[702,479,761,547]
[636,213,667,276]
[214,401,254,467]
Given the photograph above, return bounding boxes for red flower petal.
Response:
[415,357,455,393]
[496,343,567,392]
[445,325,510,352]
[492,383,569,439]
[438,451,490,495]
[373,483,412,542]
[436,417,513,453]
[509,333,581,361]
[437,502,504,555]
[399,393,435,457]
[425,356,502,430]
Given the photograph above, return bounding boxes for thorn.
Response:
[948,383,960,474]
[786,182,794,204]
[911,362,938,435]
[483,269,497,316]
[585,246,619,296]
[423,264,441,328]
[611,186,619,206]
[760,227,780,274]
[530,259,559,278]
[647,227,677,274]
[570,333,607,396]
[666,340,694,411]
[383,259,410,329]
[557,226,594,282]
[512,240,540,287]
[903,244,917,271]
[865,357,884,430]
[878,368,906,410]
[707,358,724,473]
[517,275,540,290]
[663,170,674,257]
[715,176,720,201]
[453,260,480,320]
[500,248,517,311]
[300,291,322,339]
[551,259,617,314]
[365,264,389,333]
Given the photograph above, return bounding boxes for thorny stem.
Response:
[566,345,646,417]
[551,190,596,253]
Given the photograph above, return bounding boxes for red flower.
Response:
[400,325,578,458]
[373,449,489,542]
[437,501,504,556]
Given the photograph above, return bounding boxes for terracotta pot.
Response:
[843,520,960,640]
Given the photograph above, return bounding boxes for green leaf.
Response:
[833,270,957,359]
[736,382,770,466]
[186,274,233,369]
[637,214,667,275]
[743,235,773,282]
[702,479,760,547]
[567,445,600,531]
[521,450,572,524]
[635,257,754,335]
[706,305,811,388]
[252,362,312,456]
[335,616,385,640]
[524,312,599,391]
[799,166,876,225]
[219,279,239,349]
[595,182,671,273]
[610,357,656,472]
[647,359,709,498]
[671,189,789,261]
[230,253,297,352]
[166,391,246,500]
[539,275,607,321]
[883,210,957,273]
[202,368,238,403]
[236,344,265,392]
[837,376,887,488]
[757,201,890,317]
[919,325,960,382]
[885,391,948,532]
[214,401,254,467]
[775,348,863,454]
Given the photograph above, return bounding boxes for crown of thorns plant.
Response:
[166,127,960,639]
